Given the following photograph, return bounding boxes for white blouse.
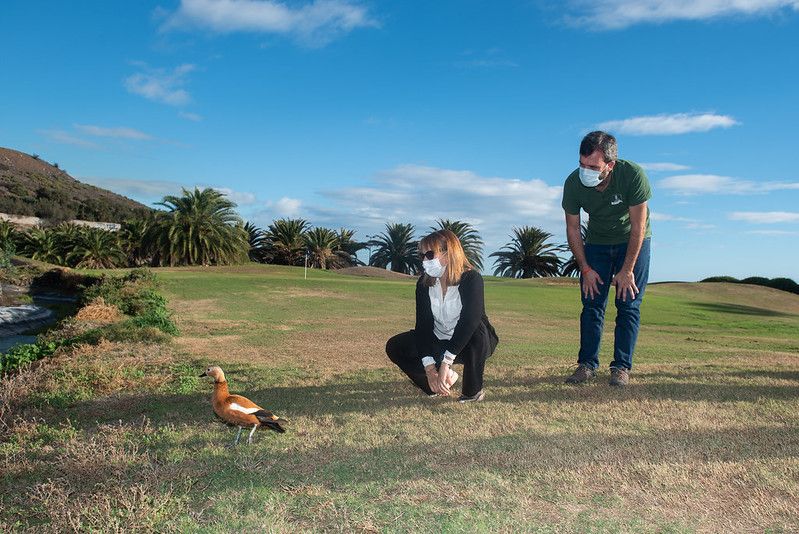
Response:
[429,278,462,341]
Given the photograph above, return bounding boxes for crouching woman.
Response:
[386,229,499,402]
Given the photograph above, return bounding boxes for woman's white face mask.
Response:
[422,258,446,278]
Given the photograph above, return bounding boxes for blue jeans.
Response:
[578,238,650,371]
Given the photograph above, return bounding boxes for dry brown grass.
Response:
[74,297,123,324]
[0,360,52,438]
[8,419,201,533]
[3,271,798,532]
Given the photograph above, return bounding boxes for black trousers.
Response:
[386,322,497,397]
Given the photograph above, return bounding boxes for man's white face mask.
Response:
[422,258,446,278]
[579,166,603,187]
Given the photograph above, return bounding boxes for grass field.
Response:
[2,264,798,532]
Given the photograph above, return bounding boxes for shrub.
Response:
[0,341,62,375]
[701,276,739,283]
[0,245,14,270]
[767,277,799,295]
[741,276,770,286]
[126,267,158,284]
[3,269,176,376]
[701,275,799,295]
[73,322,172,345]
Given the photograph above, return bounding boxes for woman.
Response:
[386,229,499,402]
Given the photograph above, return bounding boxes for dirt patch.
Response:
[264,288,350,300]
[333,266,415,280]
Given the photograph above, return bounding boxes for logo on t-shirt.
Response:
[610,193,622,206]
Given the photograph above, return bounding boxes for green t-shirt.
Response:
[561,159,652,245]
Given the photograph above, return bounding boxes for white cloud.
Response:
[74,124,153,140]
[40,130,100,149]
[565,0,799,29]
[214,187,258,206]
[79,178,258,209]
[267,197,303,217]
[596,113,738,135]
[162,0,377,45]
[307,164,566,264]
[80,177,185,200]
[124,63,195,106]
[659,174,799,195]
[640,162,691,172]
[729,211,799,224]
[649,211,715,230]
[746,230,799,235]
[179,111,203,122]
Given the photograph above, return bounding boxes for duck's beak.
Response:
[199,371,207,377]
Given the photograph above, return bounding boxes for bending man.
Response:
[562,131,652,387]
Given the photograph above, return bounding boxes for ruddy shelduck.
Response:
[200,366,287,445]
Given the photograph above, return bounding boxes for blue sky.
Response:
[2,0,798,282]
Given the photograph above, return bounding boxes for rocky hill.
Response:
[0,147,151,223]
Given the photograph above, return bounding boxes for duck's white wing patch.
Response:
[228,402,260,414]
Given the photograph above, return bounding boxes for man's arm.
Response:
[565,212,602,298]
[614,202,647,301]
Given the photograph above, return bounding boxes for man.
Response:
[562,131,652,386]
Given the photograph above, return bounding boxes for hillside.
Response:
[0,147,151,223]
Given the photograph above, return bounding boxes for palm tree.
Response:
[148,187,249,266]
[244,221,272,263]
[51,223,84,266]
[0,220,20,253]
[368,223,420,274]
[119,218,152,267]
[304,227,349,270]
[266,218,310,266]
[22,227,64,265]
[66,227,126,269]
[560,220,588,277]
[335,228,367,267]
[490,226,562,278]
[431,219,484,270]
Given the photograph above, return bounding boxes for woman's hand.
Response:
[435,363,452,395]
[425,365,443,395]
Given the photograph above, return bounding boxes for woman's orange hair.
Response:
[419,229,472,287]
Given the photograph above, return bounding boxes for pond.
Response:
[0,294,78,354]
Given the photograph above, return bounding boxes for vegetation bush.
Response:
[2,268,177,375]
[768,277,799,294]
[701,275,799,295]
[81,269,177,335]
[701,275,739,283]
[71,322,172,345]
[0,341,62,375]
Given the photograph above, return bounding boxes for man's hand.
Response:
[581,268,604,299]
[612,269,639,302]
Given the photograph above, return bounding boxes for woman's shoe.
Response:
[458,390,485,403]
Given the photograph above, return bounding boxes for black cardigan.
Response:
[414,270,495,359]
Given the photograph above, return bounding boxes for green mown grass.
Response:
[2,264,798,532]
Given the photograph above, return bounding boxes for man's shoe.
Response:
[609,367,630,387]
[565,364,597,384]
[458,390,485,403]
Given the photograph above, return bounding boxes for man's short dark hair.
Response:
[580,131,617,162]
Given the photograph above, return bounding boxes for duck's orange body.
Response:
[201,366,286,445]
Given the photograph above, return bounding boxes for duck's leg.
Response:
[247,424,258,444]
[232,427,243,446]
